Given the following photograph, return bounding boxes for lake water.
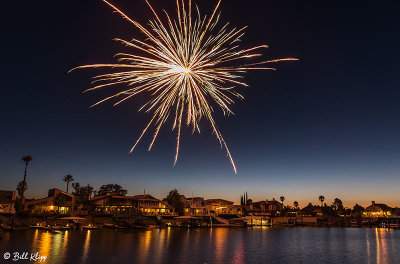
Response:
[1,227,399,263]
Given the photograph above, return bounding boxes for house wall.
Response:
[93,195,174,216]
[24,189,75,215]
[0,203,15,214]
[206,202,234,214]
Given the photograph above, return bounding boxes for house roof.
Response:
[205,199,234,204]
[0,190,15,204]
[186,197,205,202]
[365,203,391,212]
[392,208,400,216]
[24,197,49,205]
[91,193,133,201]
[131,194,159,200]
[92,193,173,208]
[48,188,75,198]
[132,194,173,208]
[301,204,316,215]
[266,200,283,205]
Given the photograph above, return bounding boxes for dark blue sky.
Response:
[1,0,399,207]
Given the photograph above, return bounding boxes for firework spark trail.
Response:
[71,0,298,173]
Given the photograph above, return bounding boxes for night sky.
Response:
[1,0,399,207]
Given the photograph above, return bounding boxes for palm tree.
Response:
[63,175,74,193]
[319,195,325,207]
[16,181,27,199]
[19,155,32,211]
[293,201,299,215]
[280,196,285,206]
[332,198,343,213]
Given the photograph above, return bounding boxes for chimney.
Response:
[372,201,375,205]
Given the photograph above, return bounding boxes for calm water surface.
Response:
[1,227,399,264]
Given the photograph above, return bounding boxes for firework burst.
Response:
[71,0,297,173]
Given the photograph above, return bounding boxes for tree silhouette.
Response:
[319,195,325,207]
[53,193,66,213]
[16,181,27,198]
[352,204,365,218]
[280,196,285,206]
[166,189,184,216]
[63,175,74,193]
[332,198,344,215]
[19,155,32,211]
[72,183,95,210]
[97,184,127,196]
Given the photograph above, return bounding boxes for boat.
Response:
[29,223,51,230]
[82,224,98,230]
[57,217,87,229]
[1,225,14,231]
[132,225,148,230]
[174,216,201,228]
[103,223,117,229]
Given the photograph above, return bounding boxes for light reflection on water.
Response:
[81,230,91,264]
[0,227,399,264]
[38,231,51,261]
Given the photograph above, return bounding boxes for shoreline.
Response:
[1,214,399,231]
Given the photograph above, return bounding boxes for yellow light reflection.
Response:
[138,230,152,264]
[375,228,381,264]
[155,229,166,263]
[61,231,69,262]
[214,228,228,264]
[51,232,63,261]
[378,228,389,263]
[38,231,51,260]
[82,230,92,264]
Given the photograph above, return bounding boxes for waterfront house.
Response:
[132,194,174,215]
[249,199,284,216]
[273,216,297,225]
[297,216,320,225]
[251,201,269,215]
[232,205,243,215]
[92,193,138,215]
[92,193,174,216]
[391,208,400,217]
[242,215,272,226]
[264,199,283,215]
[363,201,392,218]
[24,188,75,215]
[387,208,400,228]
[205,199,234,214]
[273,216,320,226]
[300,203,319,216]
[180,195,208,215]
[0,190,16,215]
